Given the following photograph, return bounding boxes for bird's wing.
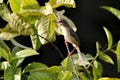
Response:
[67,27,80,46]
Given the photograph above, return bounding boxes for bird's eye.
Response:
[58,20,62,23]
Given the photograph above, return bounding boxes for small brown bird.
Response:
[55,19,86,69]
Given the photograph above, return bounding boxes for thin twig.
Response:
[86,43,117,69]
[10,34,64,59]
[64,41,81,80]
[37,34,64,59]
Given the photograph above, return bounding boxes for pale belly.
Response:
[60,26,77,46]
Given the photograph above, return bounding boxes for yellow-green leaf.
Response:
[36,15,56,44]
[51,0,76,8]
[9,13,34,35]
[116,41,120,72]
[0,39,10,52]
[0,0,3,3]
[4,67,14,80]
[30,35,41,50]
[15,49,39,58]
[61,57,73,71]
[0,47,9,61]
[28,72,54,80]
[23,62,48,73]
[0,61,10,70]
[58,71,72,80]
[99,53,114,64]
[9,0,21,13]
[21,0,40,10]
[102,6,120,20]
[96,41,101,53]
[99,77,120,80]
[103,27,113,49]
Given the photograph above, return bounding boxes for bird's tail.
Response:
[76,47,86,69]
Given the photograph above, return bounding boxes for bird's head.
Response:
[54,19,68,26]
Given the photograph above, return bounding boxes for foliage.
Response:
[102,6,120,72]
[0,0,76,49]
[0,0,120,80]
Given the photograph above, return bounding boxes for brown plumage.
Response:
[56,19,86,69]
[56,19,79,47]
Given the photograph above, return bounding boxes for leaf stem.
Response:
[86,43,117,69]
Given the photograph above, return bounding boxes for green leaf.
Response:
[20,9,45,16]
[38,3,53,15]
[10,53,25,67]
[24,62,60,74]
[36,15,56,44]
[21,0,40,10]
[9,0,21,13]
[11,47,21,57]
[96,41,101,53]
[0,39,10,53]
[23,62,48,73]
[28,72,54,80]
[61,57,73,71]
[73,54,93,66]
[1,11,34,37]
[9,13,34,35]
[0,61,10,70]
[14,68,21,80]
[0,47,9,61]
[20,3,52,16]
[99,53,114,64]
[4,67,14,80]
[0,3,11,22]
[19,9,44,24]
[50,0,76,8]
[0,0,3,3]
[98,77,120,80]
[4,67,21,80]
[92,61,103,80]
[49,0,56,8]
[0,24,20,40]
[30,35,41,50]
[103,27,113,49]
[116,41,120,72]
[11,47,24,67]
[78,72,87,80]
[58,71,72,80]
[102,6,120,20]
[0,32,19,40]
[44,66,60,73]
[15,49,39,58]
[11,58,25,67]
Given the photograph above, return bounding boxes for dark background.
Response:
[1,0,120,77]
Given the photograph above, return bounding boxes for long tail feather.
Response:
[76,47,86,69]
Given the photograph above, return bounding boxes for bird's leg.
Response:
[64,40,81,80]
[64,41,76,56]
[68,47,76,56]
[68,45,79,56]
[64,40,71,56]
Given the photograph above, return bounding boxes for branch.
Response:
[37,34,64,59]
[64,41,81,80]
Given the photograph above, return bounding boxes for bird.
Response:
[55,18,86,69]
